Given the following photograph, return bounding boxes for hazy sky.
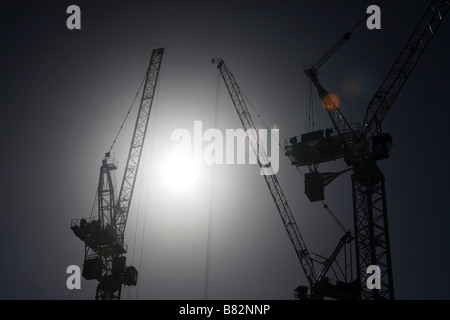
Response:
[1,0,449,300]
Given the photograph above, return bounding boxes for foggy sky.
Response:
[1,0,449,300]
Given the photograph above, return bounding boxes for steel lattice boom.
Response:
[362,0,450,142]
[212,57,317,288]
[115,48,164,249]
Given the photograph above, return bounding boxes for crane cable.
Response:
[135,69,161,300]
[319,79,368,105]
[108,72,147,154]
[123,70,148,300]
[128,138,145,300]
[315,0,383,70]
[120,65,160,300]
[204,69,221,300]
[305,0,383,137]
[306,78,321,133]
[89,190,98,220]
[240,87,348,234]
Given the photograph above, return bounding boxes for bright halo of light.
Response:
[160,151,200,191]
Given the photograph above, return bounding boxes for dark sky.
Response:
[1,1,449,300]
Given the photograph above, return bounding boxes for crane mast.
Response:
[353,0,448,300]
[71,47,164,300]
[212,58,316,288]
[293,0,449,300]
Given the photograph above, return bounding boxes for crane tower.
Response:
[285,0,449,299]
[71,48,164,300]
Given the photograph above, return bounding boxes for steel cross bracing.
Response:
[361,0,450,145]
[212,58,317,288]
[351,0,448,300]
[352,167,392,300]
[93,157,125,300]
[98,158,117,234]
[115,48,164,249]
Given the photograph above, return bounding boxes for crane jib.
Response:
[212,57,317,288]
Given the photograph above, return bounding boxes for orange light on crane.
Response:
[322,93,340,111]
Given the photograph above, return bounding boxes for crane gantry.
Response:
[71,48,164,300]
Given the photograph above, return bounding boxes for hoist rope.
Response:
[321,201,348,234]
[319,79,368,105]
[204,69,221,300]
[108,72,147,154]
[240,86,348,235]
[121,63,161,300]
[135,69,161,300]
[89,189,98,220]
[127,138,145,300]
[305,80,309,132]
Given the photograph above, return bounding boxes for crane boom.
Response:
[212,58,316,287]
[115,48,164,248]
[288,0,449,300]
[362,0,449,141]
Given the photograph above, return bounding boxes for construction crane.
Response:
[212,58,358,300]
[70,47,164,300]
[285,0,449,299]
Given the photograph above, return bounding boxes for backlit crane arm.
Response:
[212,58,316,287]
[362,0,449,140]
[114,48,164,248]
[315,32,351,71]
[302,10,373,164]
